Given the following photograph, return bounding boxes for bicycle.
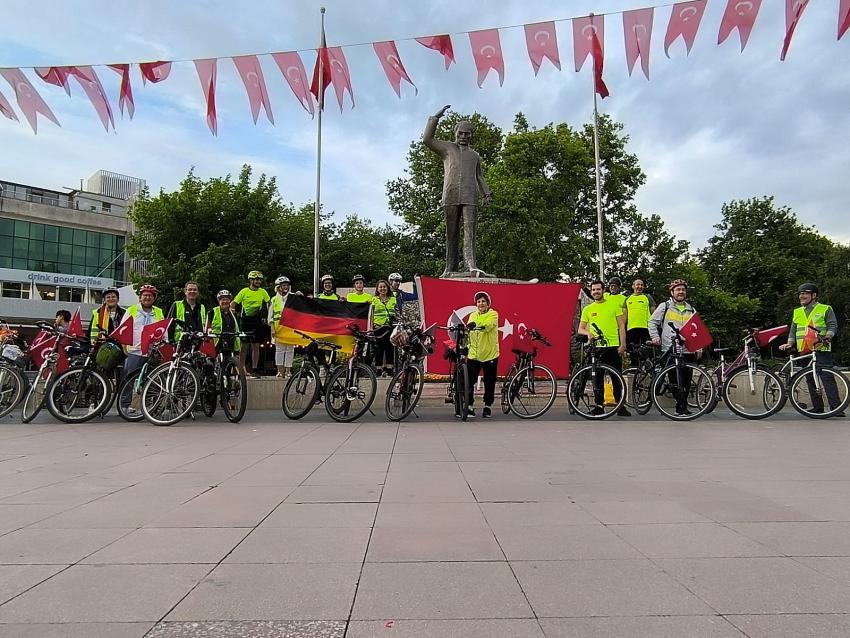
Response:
[649,323,716,421]
[622,343,659,415]
[204,330,248,423]
[566,324,626,420]
[442,322,477,421]
[140,329,201,426]
[385,322,434,421]
[115,336,170,422]
[500,328,557,419]
[779,335,849,419]
[281,330,342,419]
[20,321,68,423]
[324,324,379,422]
[0,321,26,419]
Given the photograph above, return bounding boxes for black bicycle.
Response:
[282,330,342,419]
[324,325,379,422]
[566,325,626,420]
[649,323,716,421]
[20,321,68,423]
[500,328,557,419]
[385,322,434,421]
[442,322,477,421]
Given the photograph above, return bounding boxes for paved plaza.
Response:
[1,407,849,637]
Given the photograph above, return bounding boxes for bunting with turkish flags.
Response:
[373,40,416,97]
[681,312,713,352]
[665,0,707,57]
[841,0,850,40]
[108,64,135,118]
[35,67,71,95]
[193,59,218,135]
[271,52,315,116]
[718,0,762,51]
[233,55,274,124]
[0,89,17,121]
[0,68,60,133]
[524,22,560,75]
[623,8,654,80]
[69,66,115,132]
[140,61,171,84]
[416,35,455,69]
[469,29,505,87]
[781,0,810,61]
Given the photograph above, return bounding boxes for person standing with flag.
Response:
[779,283,843,416]
[269,276,297,378]
[317,274,340,300]
[88,287,125,344]
[123,284,164,379]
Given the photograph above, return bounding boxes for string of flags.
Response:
[0,0,848,135]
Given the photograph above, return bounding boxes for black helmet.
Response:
[352,274,365,283]
[797,282,819,294]
[608,277,622,286]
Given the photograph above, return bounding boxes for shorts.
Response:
[240,314,262,342]
[274,342,295,367]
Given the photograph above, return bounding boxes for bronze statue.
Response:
[423,105,492,276]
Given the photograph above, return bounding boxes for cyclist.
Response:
[466,291,500,419]
[579,280,629,416]
[372,280,397,377]
[234,270,270,378]
[167,281,207,344]
[269,275,296,378]
[211,290,242,356]
[54,309,71,334]
[604,277,627,309]
[347,274,373,303]
[648,279,700,416]
[388,272,418,306]
[779,282,843,416]
[124,284,164,379]
[625,277,656,348]
[88,287,126,344]
[317,274,340,300]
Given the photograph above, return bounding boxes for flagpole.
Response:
[591,14,605,282]
[313,7,326,295]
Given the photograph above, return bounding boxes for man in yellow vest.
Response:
[124,284,164,378]
[317,274,340,300]
[779,282,843,416]
[167,280,206,344]
[269,275,296,378]
[625,277,656,348]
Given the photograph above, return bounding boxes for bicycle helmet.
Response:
[797,282,819,294]
[388,272,402,282]
[352,274,365,283]
[217,289,232,300]
[608,277,622,286]
[320,274,334,283]
[248,270,263,280]
[138,284,159,297]
[274,275,290,286]
[102,287,120,298]
[668,279,688,292]
[474,291,491,304]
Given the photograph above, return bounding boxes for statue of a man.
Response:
[423,105,492,276]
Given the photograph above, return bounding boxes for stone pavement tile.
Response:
[684,497,819,523]
[319,454,391,472]
[0,622,153,638]
[376,479,472,504]
[261,503,378,528]
[366,526,503,562]
[0,504,67,534]
[657,557,850,614]
[148,486,287,527]
[469,481,570,503]
[222,454,327,486]
[0,528,131,564]
[0,480,119,506]
[494,525,643,560]
[0,564,209,622]
[285,484,382,503]
[351,562,533,620]
[375,503,488,528]
[302,471,388,487]
[0,564,66,603]
[169,454,266,478]
[146,620,346,637]
[782,496,850,521]
[579,500,712,524]
[511,559,714,617]
[224,527,371,563]
[797,556,850,586]
[611,523,777,558]
[82,527,251,564]
[539,615,746,637]
[447,446,521,462]
[729,522,850,556]
[347,619,545,637]
[166,563,361,621]
[734,480,850,500]
[480,502,598,527]
[726,613,850,638]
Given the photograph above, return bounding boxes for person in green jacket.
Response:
[347,274,373,303]
[234,270,270,378]
[466,291,499,419]
[371,280,397,377]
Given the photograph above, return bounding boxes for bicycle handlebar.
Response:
[294,329,342,350]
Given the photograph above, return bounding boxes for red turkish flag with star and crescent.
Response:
[108,64,135,118]
[35,67,72,95]
[623,8,654,80]
[271,52,315,116]
[193,59,218,135]
[572,14,604,72]
[0,68,60,133]
[664,0,707,57]
[417,277,580,377]
[28,330,57,369]
[109,314,134,347]
[66,309,84,339]
[233,55,274,124]
[469,29,505,87]
[0,88,17,121]
[139,61,171,84]
[524,21,561,75]
[718,0,762,51]
[69,66,115,132]
[781,0,810,61]
[416,35,455,69]
[141,319,172,356]
[681,313,713,352]
[840,0,850,40]
[373,40,416,97]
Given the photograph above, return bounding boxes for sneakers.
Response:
[616,407,631,417]
[591,406,605,416]
[467,407,476,419]
[482,406,492,419]
[676,407,693,416]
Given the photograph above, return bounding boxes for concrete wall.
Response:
[0,197,130,235]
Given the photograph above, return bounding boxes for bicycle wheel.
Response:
[21,365,54,423]
[651,363,715,421]
[622,367,638,409]
[200,368,217,417]
[566,364,625,420]
[282,363,320,419]
[116,368,145,422]
[325,362,377,423]
[632,368,653,415]
[0,364,25,419]
[46,368,110,423]
[722,364,787,420]
[501,366,516,414]
[385,365,423,421]
[507,364,557,419]
[220,357,247,423]
[788,367,850,419]
[141,363,199,426]
[455,362,469,421]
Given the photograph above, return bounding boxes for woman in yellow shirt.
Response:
[466,291,499,418]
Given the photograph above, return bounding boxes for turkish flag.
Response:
[69,66,115,132]
[0,88,17,121]
[511,318,535,354]
[233,55,274,124]
[573,14,604,72]
[67,309,84,339]
[781,0,810,61]
[623,8,654,80]
[0,68,60,133]
[591,29,609,98]
[158,343,175,363]
[271,52,315,116]
[310,45,332,108]
[139,61,171,84]
[681,313,713,352]
[373,40,416,97]
[416,35,455,69]
[141,319,172,356]
[109,314,134,347]
[417,277,581,377]
[469,29,505,87]
[664,0,707,57]
[193,59,218,135]
[108,64,135,118]
[35,67,72,95]
[840,0,850,40]
[718,0,762,51]
[327,47,354,110]
[28,330,56,368]
[199,339,217,359]
[524,22,560,75]
[800,325,820,355]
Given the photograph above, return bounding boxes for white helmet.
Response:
[216,289,232,300]
[388,272,402,282]
[275,276,290,286]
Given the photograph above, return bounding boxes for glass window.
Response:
[60,227,74,244]
[87,232,99,248]
[73,229,86,246]
[27,241,43,260]
[14,220,29,237]
[29,223,44,241]
[1,282,31,299]
[72,244,86,265]
[0,257,10,268]
[102,202,112,213]
[13,237,28,259]
[35,284,57,301]
[43,225,58,242]
[0,218,14,236]
[0,238,10,257]
[58,287,85,303]
[42,242,58,262]
[99,233,114,250]
[12,257,26,269]
[58,262,72,274]
[58,243,72,263]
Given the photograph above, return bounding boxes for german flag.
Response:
[278,295,371,349]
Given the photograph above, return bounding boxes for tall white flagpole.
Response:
[313,7,326,295]
[591,14,605,282]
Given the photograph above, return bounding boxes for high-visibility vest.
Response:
[347,291,373,303]
[793,303,832,352]
[271,294,289,341]
[626,294,652,330]
[211,306,241,352]
[371,295,397,327]
[174,300,206,341]
[317,292,340,300]
[89,305,125,344]
[125,305,164,352]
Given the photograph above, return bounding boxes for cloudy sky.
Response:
[1,0,848,249]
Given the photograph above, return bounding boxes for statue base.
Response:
[438,270,539,285]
